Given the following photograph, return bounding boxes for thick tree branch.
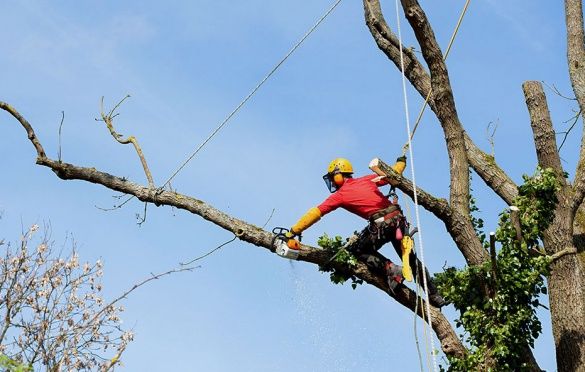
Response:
[373,159,489,265]
[371,158,451,220]
[362,0,431,96]
[565,0,585,212]
[464,133,519,205]
[1,102,467,359]
[523,81,564,175]
[399,0,470,215]
[0,101,46,159]
[565,0,585,112]
[362,0,488,267]
[362,0,519,209]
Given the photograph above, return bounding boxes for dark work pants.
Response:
[350,220,438,293]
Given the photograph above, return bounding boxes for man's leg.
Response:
[388,236,446,307]
[349,225,404,293]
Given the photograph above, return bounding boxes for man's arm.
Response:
[289,192,342,236]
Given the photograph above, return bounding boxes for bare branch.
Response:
[362,0,431,96]
[565,0,585,112]
[464,133,518,205]
[180,235,237,266]
[557,108,582,152]
[542,80,579,101]
[523,81,564,175]
[136,202,148,226]
[87,265,195,328]
[0,101,46,159]
[58,111,65,163]
[261,208,276,229]
[486,120,499,159]
[95,195,135,212]
[97,96,155,188]
[565,0,585,214]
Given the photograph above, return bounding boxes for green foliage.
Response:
[0,355,32,372]
[317,233,363,289]
[436,167,559,371]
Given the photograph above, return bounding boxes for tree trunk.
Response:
[547,251,585,372]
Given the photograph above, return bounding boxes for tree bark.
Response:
[361,1,584,370]
[363,0,519,208]
[375,159,489,265]
[523,80,585,372]
[363,0,486,268]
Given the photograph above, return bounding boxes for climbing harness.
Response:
[161,0,343,189]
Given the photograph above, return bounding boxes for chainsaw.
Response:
[271,227,301,260]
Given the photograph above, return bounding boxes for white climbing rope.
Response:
[161,0,343,189]
[393,0,438,371]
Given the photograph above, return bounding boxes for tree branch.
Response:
[550,246,578,262]
[370,158,451,220]
[523,81,564,175]
[372,158,489,265]
[363,0,519,209]
[399,0,470,215]
[565,0,585,112]
[565,0,585,212]
[1,102,467,359]
[366,0,490,265]
[464,133,519,205]
[98,96,155,188]
[362,0,431,96]
[0,101,46,159]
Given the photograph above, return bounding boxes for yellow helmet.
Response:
[323,158,353,193]
[327,158,353,175]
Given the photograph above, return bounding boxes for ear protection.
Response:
[333,173,345,186]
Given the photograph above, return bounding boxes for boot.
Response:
[385,262,404,294]
[424,271,447,308]
[428,293,447,308]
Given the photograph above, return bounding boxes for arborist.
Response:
[285,157,446,307]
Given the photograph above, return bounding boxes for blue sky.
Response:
[0,1,577,371]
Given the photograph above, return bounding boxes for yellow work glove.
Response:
[290,207,322,236]
[391,156,407,175]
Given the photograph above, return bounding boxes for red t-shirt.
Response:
[317,174,391,220]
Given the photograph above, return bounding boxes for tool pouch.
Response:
[369,205,406,241]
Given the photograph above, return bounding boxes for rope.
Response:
[402,0,471,156]
[161,0,343,189]
[394,0,438,371]
[404,201,432,372]
[404,200,426,372]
